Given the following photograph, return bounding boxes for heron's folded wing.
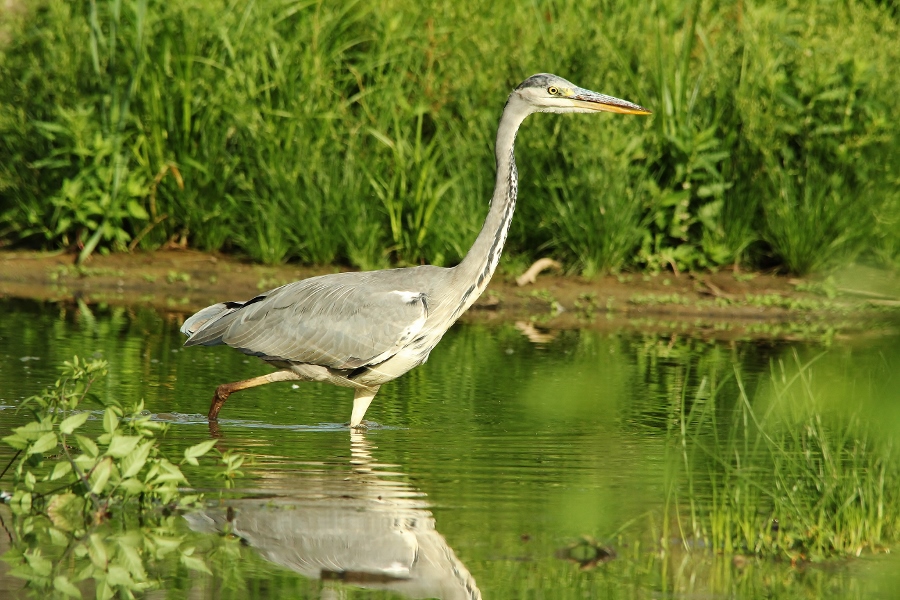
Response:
[215,276,428,370]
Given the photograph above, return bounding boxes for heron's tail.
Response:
[180,302,241,346]
[182,289,273,346]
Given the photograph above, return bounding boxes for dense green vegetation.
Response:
[0,0,898,274]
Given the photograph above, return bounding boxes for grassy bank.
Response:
[1,0,898,274]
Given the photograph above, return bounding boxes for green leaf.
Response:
[2,432,29,450]
[117,542,148,582]
[146,534,183,557]
[74,453,97,472]
[126,199,149,220]
[49,460,73,481]
[47,527,70,547]
[96,582,114,600]
[24,549,53,577]
[88,534,108,569]
[11,490,32,513]
[106,565,135,587]
[183,439,218,462]
[120,440,152,478]
[103,408,119,435]
[106,435,141,458]
[147,459,186,484]
[53,575,83,599]
[75,434,99,458]
[14,419,54,441]
[221,452,245,470]
[118,478,145,495]
[178,494,201,508]
[180,553,212,575]
[28,431,58,455]
[59,412,91,435]
[89,458,112,495]
[47,492,85,532]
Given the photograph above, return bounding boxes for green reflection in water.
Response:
[1,299,899,599]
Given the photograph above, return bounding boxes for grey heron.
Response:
[181,73,650,426]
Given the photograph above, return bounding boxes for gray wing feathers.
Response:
[179,288,278,345]
[180,302,241,339]
[183,274,428,370]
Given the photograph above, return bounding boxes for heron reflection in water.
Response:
[184,432,481,599]
[181,74,650,427]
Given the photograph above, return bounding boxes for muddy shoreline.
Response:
[1,250,897,341]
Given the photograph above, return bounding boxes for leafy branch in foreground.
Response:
[0,355,243,599]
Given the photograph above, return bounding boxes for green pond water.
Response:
[1,298,899,599]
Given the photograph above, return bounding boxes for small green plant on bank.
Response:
[629,293,692,306]
[573,292,600,321]
[528,289,564,317]
[48,265,125,281]
[164,270,190,284]
[0,356,243,598]
[793,276,838,299]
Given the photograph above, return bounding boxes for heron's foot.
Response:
[208,419,224,438]
[208,387,231,421]
[348,421,369,430]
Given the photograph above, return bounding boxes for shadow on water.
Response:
[186,432,480,599]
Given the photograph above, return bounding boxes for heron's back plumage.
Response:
[182,267,446,373]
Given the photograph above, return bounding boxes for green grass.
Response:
[0,0,898,274]
[665,351,900,560]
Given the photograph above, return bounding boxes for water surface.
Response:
[0,299,898,598]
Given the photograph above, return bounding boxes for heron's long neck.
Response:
[453,96,531,313]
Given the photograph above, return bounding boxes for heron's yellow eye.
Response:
[548,86,559,95]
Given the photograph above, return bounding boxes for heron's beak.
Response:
[572,90,651,115]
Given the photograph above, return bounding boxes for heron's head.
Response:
[513,73,650,116]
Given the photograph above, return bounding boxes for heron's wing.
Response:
[184,273,428,370]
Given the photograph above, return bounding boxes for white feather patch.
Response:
[392,291,422,303]
[364,293,428,367]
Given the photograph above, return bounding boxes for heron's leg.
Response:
[350,386,380,429]
[209,370,302,421]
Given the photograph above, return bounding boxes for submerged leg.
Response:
[350,386,381,429]
[209,370,302,421]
